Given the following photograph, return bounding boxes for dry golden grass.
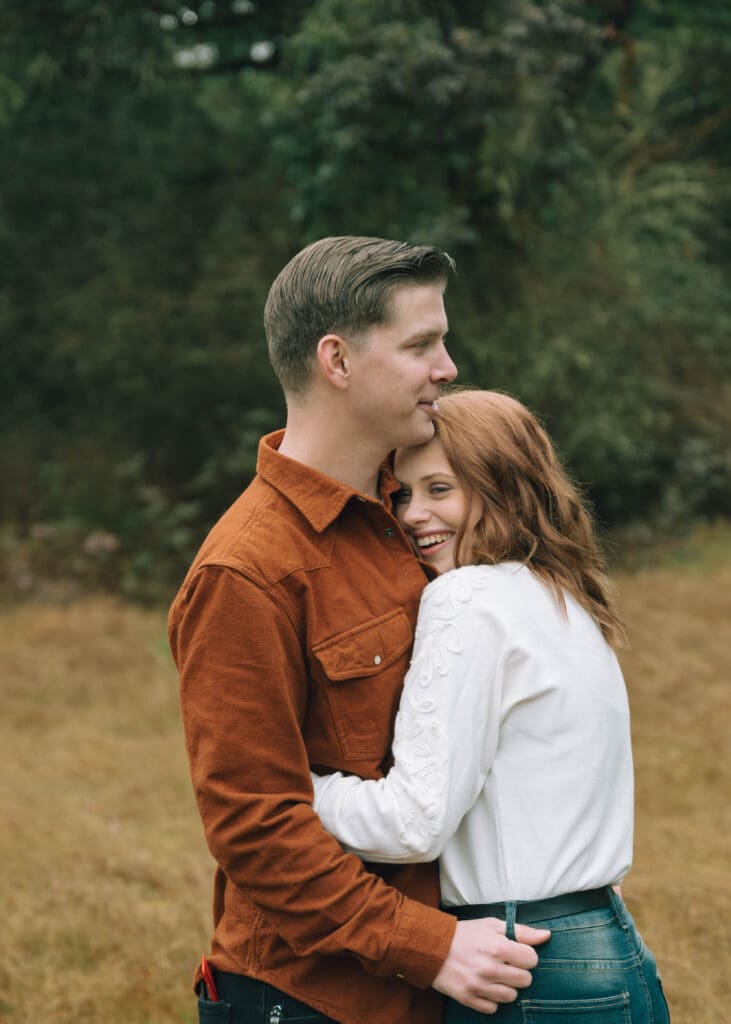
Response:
[0,530,729,1023]
[612,537,731,1023]
[0,600,211,1023]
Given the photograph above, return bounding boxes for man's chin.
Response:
[395,420,436,450]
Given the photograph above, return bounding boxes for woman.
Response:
[312,390,670,1023]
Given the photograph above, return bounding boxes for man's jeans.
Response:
[444,888,671,1024]
[197,971,341,1024]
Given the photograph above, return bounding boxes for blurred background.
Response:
[0,2,729,1022]
[1,0,729,598]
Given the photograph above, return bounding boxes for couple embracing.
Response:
[169,236,670,1024]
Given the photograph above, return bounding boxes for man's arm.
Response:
[171,563,455,983]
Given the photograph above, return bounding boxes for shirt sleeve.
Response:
[312,568,504,862]
[170,564,455,986]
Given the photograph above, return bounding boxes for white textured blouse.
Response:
[312,563,634,906]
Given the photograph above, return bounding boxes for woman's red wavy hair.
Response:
[435,389,626,647]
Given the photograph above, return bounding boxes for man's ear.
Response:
[316,333,352,390]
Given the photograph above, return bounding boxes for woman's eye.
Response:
[430,484,451,495]
[393,489,411,504]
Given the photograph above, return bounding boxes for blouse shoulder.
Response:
[421,562,526,609]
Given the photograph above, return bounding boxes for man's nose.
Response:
[431,343,458,383]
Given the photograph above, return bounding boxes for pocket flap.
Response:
[311,608,412,682]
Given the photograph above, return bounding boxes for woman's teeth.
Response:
[415,533,451,548]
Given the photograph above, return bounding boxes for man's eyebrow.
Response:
[404,326,449,343]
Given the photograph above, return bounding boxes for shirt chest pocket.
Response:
[310,608,413,760]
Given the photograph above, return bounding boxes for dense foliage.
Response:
[1,0,729,596]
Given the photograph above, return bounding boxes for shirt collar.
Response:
[257,430,402,533]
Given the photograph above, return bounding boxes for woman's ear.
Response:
[316,333,351,390]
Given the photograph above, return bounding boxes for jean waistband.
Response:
[445,887,612,924]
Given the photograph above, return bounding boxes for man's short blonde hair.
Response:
[264,235,455,396]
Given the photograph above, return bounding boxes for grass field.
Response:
[1,527,729,1023]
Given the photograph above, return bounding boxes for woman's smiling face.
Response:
[393,436,482,573]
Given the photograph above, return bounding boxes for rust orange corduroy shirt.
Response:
[168,430,457,1024]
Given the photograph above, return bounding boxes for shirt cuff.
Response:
[371,899,456,988]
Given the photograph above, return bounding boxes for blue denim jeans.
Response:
[445,889,671,1024]
[197,971,341,1024]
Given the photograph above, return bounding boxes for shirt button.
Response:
[384,528,395,537]
[373,655,382,666]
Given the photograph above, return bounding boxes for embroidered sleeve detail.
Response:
[390,571,487,850]
[312,568,501,863]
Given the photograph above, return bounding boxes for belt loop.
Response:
[607,885,628,928]
[505,901,517,942]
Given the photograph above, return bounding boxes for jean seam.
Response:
[534,960,637,971]
[635,953,657,1024]
[608,890,661,1023]
[536,915,618,934]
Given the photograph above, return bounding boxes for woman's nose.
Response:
[402,501,429,527]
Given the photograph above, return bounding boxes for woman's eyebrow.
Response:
[394,471,457,486]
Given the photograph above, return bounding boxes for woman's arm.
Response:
[312,568,504,862]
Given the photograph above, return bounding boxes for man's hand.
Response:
[431,918,550,1015]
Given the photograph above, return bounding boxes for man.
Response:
[169,236,549,1024]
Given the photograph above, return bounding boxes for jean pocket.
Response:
[198,997,233,1023]
[521,990,631,1023]
[265,993,336,1022]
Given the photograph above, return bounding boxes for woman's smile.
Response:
[393,436,481,574]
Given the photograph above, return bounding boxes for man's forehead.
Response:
[381,282,448,328]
